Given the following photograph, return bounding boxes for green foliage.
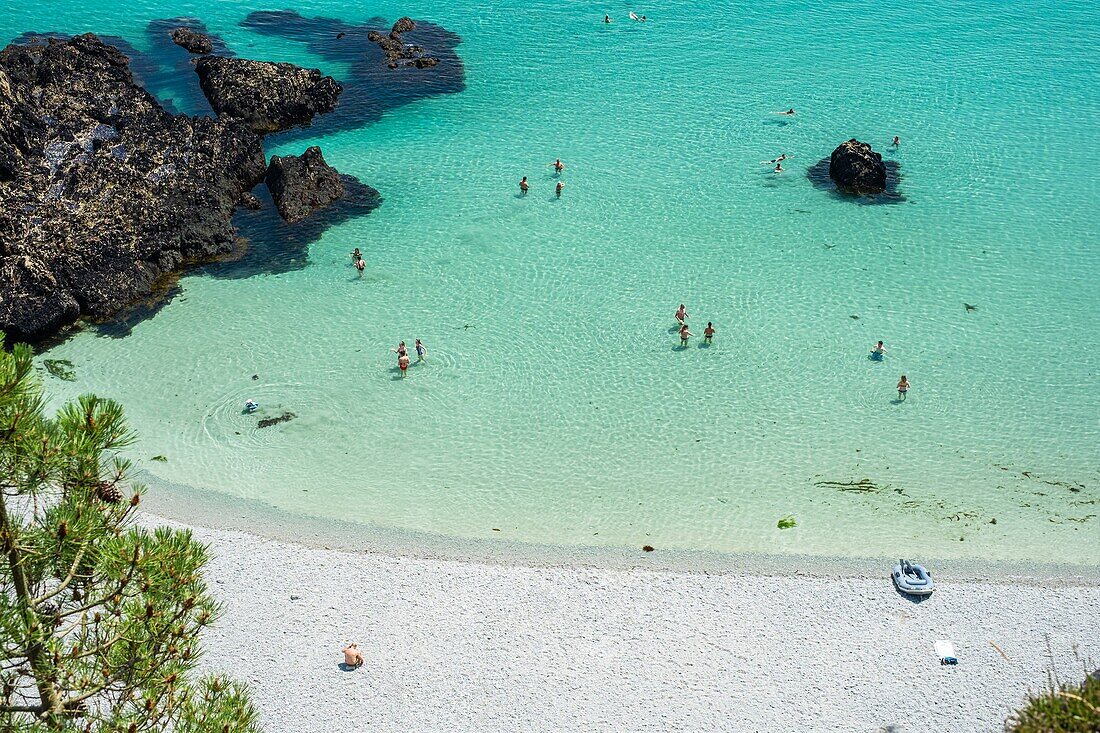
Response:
[1008,671,1100,732]
[40,360,76,382]
[150,456,168,463]
[0,334,261,732]
[777,514,797,529]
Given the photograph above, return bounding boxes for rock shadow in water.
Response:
[201,175,382,280]
[239,11,466,143]
[806,158,905,204]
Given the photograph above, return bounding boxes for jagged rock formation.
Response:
[829,139,887,195]
[265,147,348,224]
[0,34,266,342]
[170,27,212,54]
[194,56,342,134]
[367,16,440,68]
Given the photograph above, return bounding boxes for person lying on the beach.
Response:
[343,644,364,668]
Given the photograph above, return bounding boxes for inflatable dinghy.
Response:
[892,559,934,596]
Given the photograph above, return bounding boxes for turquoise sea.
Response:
[11,0,1100,564]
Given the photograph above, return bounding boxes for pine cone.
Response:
[96,482,123,504]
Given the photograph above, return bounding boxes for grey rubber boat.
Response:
[892,559,934,596]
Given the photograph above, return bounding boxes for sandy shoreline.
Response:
[151,514,1100,732]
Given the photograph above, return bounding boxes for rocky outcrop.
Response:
[828,139,887,195]
[194,56,342,134]
[170,27,212,54]
[0,34,266,342]
[367,16,439,69]
[265,147,348,224]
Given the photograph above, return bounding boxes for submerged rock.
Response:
[170,26,213,54]
[194,56,342,134]
[0,34,266,342]
[829,139,887,195]
[265,146,347,224]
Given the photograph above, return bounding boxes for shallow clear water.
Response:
[12,0,1100,563]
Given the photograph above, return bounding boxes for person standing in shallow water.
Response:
[355,258,365,277]
[398,352,410,377]
[556,181,564,198]
[675,303,689,326]
[551,158,565,174]
[870,340,887,359]
[892,136,900,147]
[519,176,529,195]
[679,323,693,347]
[415,339,426,362]
[897,374,910,401]
[704,322,715,343]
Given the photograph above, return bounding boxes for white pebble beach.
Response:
[162,517,1100,733]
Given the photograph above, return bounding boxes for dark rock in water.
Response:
[195,56,342,134]
[391,16,416,35]
[257,411,295,428]
[240,11,464,141]
[170,27,213,54]
[829,139,887,195]
[0,33,266,342]
[265,146,347,224]
[367,17,433,69]
[807,150,903,205]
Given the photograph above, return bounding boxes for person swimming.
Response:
[640,14,647,21]
[762,153,788,164]
[897,374,910,400]
[679,324,693,346]
[415,338,426,362]
[629,11,639,20]
[604,14,611,23]
[556,180,564,198]
[774,108,795,116]
[675,303,689,325]
[870,340,887,359]
[519,176,529,195]
[774,163,784,173]
[704,322,715,343]
[892,136,900,147]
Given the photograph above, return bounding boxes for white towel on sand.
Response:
[935,640,957,663]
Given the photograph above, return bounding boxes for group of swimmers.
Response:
[393,339,427,377]
[673,304,716,347]
[763,108,901,174]
[604,12,648,23]
[519,158,567,198]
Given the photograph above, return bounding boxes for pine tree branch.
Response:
[33,542,90,606]
[0,490,65,721]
